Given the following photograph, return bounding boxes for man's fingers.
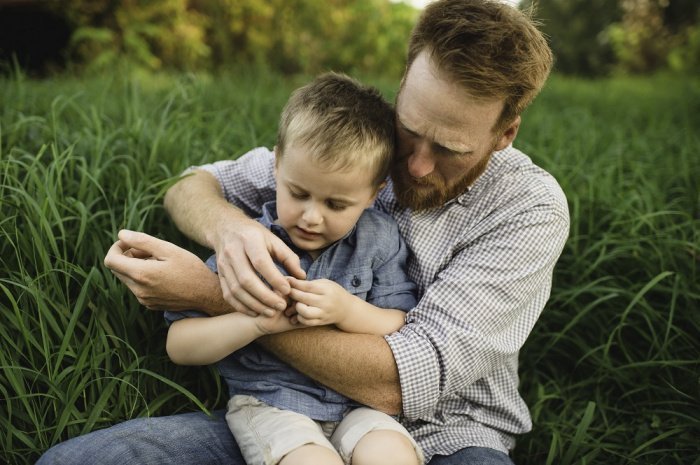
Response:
[248,239,293,297]
[124,248,152,259]
[218,248,285,314]
[104,241,140,275]
[272,241,306,280]
[117,229,174,260]
[218,273,269,317]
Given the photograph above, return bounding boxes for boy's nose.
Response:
[302,203,322,226]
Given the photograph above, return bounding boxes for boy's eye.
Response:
[289,189,308,199]
[326,201,347,211]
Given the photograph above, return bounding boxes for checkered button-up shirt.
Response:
[198,145,569,460]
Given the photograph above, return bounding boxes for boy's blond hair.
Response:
[277,72,395,188]
[407,0,553,134]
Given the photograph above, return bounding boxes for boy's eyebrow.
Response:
[287,181,360,204]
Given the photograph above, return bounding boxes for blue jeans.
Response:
[37,410,515,465]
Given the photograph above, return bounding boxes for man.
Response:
[39,1,568,464]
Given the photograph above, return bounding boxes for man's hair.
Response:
[407,0,553,133]
[277,72,395,188]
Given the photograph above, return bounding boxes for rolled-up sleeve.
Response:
[193,147,276,218]
[385,204,569,420]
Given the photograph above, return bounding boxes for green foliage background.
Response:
[1,0,699,463]
[1,68,699,464]
[54,0,417,79]
[522,0,700,76]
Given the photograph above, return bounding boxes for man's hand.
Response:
[286,277,355,327]
[213,218,306,316]
[104,230,227,314]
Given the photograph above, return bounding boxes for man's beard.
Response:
[390,153,492,211]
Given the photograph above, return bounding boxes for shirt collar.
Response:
[455,145,509,206]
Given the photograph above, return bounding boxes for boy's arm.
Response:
[167,310,298,365]
[287,278,406,335]
[166,313,262,365]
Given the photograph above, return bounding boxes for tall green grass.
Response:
[1,69,698,464]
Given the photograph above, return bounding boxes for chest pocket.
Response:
[330,268,373,300]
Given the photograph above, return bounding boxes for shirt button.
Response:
[351,276,361,287]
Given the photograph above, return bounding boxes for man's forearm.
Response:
[259,327,403,414]
[164,169,247,249]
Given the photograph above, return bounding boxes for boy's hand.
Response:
[253,308,300,335]
[286,277,355,327]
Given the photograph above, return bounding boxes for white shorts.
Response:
[226,394,423,465]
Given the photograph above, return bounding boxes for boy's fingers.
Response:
[287,277,314,291]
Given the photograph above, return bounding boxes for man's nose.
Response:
[407,140,436,178]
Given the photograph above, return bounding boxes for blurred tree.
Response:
[521,0,622,76]
[607,0,700,73]
[194,0,416,78]
[607,0,671,73]
[523,0,700,75]
[60,0,210,71]
[55,0,416,77]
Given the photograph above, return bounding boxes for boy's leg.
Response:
[226,395,340,465]
[280,444,343,465]
[330,407,423,465]
[36,410,244,465]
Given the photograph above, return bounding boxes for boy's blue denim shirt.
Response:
[165,201,417,421]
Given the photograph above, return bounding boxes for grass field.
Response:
[1,69,698,464]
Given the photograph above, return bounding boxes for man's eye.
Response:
[434,145,459,156]
[399,126,418,138]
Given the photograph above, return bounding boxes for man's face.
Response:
[392,51,519,210]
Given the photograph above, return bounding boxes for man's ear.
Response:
[494,115,521,151]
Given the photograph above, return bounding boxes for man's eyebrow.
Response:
[398,116,472,154]
[397,118,419,136]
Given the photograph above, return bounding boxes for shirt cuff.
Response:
[385,323,441,420]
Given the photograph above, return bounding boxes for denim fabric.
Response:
[164,201,417,422]
[37,411,245,465]
[37,410,508,465]
[429,447,515,465]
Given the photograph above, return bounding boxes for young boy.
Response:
[164,73,423,465]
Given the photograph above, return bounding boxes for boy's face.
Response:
[274,143,379,257]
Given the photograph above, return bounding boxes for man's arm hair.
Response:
[259,327,402,414]
[164,169,247,250]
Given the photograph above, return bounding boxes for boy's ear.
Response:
[366,181,386,207]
